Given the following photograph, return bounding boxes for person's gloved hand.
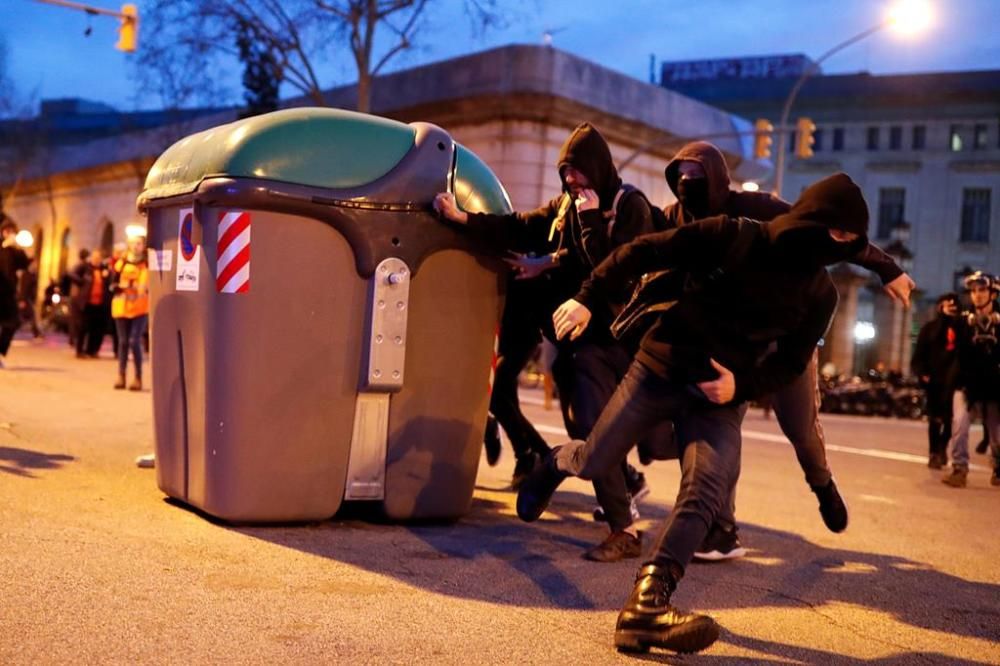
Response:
[433,192,468,224]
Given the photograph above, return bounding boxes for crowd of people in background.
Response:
[0,218,149,389]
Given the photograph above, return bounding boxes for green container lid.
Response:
[142,108,418,200]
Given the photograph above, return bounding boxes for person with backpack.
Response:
[660,142,914,560]
[517,172,870,655]
[434,122,661,562]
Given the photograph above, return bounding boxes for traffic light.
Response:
[795,117,816,159]
[116,4,138,52]
[753,119,773,159]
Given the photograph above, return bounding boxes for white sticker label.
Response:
[176,208,201,292]
[147,248,173,272]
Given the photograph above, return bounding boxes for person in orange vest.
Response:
[111,234,149,390]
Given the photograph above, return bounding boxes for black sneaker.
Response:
[614,564,720,654]
[515,448,567,522]
[509,453,540,490]
[484,413,501,466]
[625,467,651,504]
[693,525,747,562]
[976,438,989,455]
[811,477,849,533]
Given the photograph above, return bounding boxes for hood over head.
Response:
[664,141,732,217]
[767,172,869,267]
[557,123,622,210]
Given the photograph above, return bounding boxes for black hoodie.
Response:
[662,141,903,285]
[465,123,656,338]
[576,173,871,402]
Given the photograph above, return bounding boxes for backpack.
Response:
[609,184,670,234]
[610,217,760,344]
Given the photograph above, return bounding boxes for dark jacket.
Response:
[0,243,29,324]
[68,260,93,310]
[466,123,656,339]
[953,306,1000,403]
[576,173,875,403]
[662,141,903,285]
[911,313,960,414]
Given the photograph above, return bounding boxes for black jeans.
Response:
[556,359,744,575]
[770,351,831,487]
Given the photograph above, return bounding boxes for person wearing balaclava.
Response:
[516,172,869,655]
[659,142,916,561]
[435,122,661,563]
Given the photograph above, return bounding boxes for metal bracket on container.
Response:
[361,257,410,392]
[345,257,410,501]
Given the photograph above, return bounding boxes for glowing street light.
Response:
[125,224,147,239]
[741,181,760,193]
[15,230,34,248]
[854,321,877,342]
[773,1,935,195]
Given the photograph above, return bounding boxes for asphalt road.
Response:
[1,334,998,664]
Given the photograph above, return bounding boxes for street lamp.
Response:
[773,0,934,196]
[15,230,34,248]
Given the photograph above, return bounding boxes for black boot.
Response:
[614,564,720,654]
[510,452,539,490]
[810,477,848,533]
[515,448,567,522]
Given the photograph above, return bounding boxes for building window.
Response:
[889,126,902,150]
[813,128,824,152]
[867,127,880,150]
[832,127,845,151]
[912,125,926,150]
[960,188,991,243]
[950,125,963,151]
[877,188,905,239]
[974,124,988,150]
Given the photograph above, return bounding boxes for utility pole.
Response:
[33,0,139,52]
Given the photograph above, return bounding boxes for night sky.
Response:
[4,0,999,113]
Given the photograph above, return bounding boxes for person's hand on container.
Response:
[433,192,468,224]
[553,298,592,341]
[504,252,557,280]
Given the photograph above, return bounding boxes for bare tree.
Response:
[133,0,507,113]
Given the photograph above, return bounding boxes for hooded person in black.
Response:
[659,142,915,557]
[435,122,660,561]
[911,293,960,469]
[516,173,869,655]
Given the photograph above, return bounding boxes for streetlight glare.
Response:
[887,0,933,36]
[15,229,34,248]
[125,224,147,239]
[741,181,760,192]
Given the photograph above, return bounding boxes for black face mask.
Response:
[676,178,711,219]
[774,226,867,269]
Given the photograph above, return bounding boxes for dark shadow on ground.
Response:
[0,446,76,477]
[228,485,1000,655]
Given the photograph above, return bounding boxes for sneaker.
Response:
[942,467,968,488]
[991,469,1000,487]
[811,477,849,533]
[592,499,641,523]
[614,564,720,654]
[515,448,567,522]
[625,467,651,504]
[584,530,642,563]
[693,525,747,562]
[484,413,501,466]
[976,438,989,455]
[510,453,539,490]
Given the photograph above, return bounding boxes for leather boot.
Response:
[114,373,126,390]
[129,377,142,392]
[515,447,567,522]
[614,564,720,654]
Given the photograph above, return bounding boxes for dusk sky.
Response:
[3,0,999,113]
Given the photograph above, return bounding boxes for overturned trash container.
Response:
[138,108,510,523]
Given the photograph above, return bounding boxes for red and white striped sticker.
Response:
[217,211,250,294]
